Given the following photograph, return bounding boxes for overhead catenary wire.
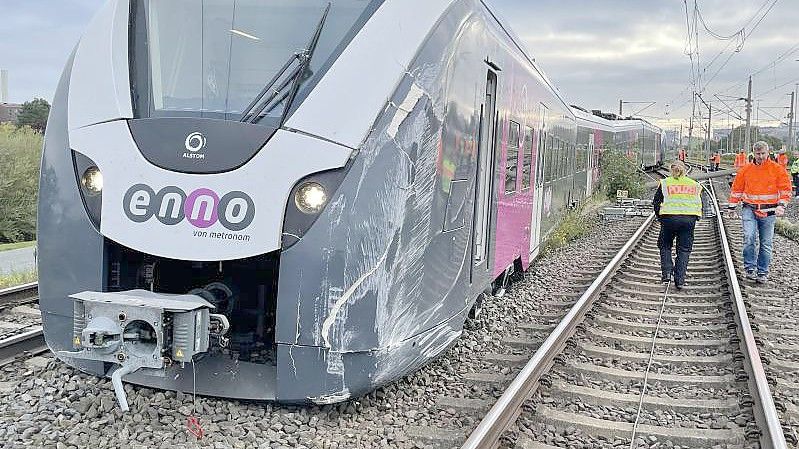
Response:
[670,0,782,124]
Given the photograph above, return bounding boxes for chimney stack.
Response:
[0,70,8,103]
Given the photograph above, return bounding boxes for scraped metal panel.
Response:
[68,0,133,130]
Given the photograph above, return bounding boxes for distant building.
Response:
[0,102,22,124]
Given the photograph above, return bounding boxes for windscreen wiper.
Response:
[239,3,331,125]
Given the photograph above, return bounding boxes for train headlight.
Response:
[81,166,104,196]
[294,182,327,214]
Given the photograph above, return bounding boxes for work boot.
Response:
[746,270,757,281]
[756,273,768,284]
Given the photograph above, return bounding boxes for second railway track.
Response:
[0,282,46,366]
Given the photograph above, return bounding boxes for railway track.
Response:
[441,181,791,449]
[0,282,46,366]
[712,177,799,447]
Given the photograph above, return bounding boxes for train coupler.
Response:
[58,290,229,411]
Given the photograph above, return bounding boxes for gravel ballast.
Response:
[0,209,649,449]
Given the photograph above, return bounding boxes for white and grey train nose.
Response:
[59,290,230,411]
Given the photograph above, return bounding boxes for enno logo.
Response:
[123,184,255,231]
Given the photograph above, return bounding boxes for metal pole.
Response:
[745,76,753,152]
[788,91,795,153]
[706,103,712,163]
[619,99,623,116]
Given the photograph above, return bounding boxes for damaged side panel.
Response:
[276,1,493,399]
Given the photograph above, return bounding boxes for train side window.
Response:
[522,126,533,189]
[505,121,520,194]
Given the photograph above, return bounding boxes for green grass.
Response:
[541,197,605,257]
[0,269,37,289]
[0,240,36,252]
[776,218,799,241]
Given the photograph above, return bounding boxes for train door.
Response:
[529,103,548,259]
[472,70,498,273]
[586,133,594,197]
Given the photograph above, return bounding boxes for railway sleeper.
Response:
[534,406,745,447]
[549,379,740,413]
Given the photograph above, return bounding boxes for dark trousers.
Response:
[658,215,697,285]
[793,173,799,196]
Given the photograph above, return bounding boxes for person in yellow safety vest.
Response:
[652,160,702,290]
[791,151,799,198]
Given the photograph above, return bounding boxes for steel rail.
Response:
[708,180,788,449]
[461,213,656,449]
[0,326,46,366]
[0,282,44,366]
[0,281,38,298]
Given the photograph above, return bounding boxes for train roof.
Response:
[570,106,662,134]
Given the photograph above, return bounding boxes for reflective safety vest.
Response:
[729,159,793,209]
[734,153,747,169]
[660,176,702,216]
[778,153,789,168]
[791,158,799,175]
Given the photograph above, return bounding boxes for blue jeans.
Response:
[741,206,776,275]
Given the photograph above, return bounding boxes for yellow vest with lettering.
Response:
[660,177,702,216]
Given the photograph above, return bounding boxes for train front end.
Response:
[38,0,420,408]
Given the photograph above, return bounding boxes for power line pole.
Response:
[744,76,753,152]
[788,90,795,153]
[688,94,696,157]
[706,103,712,163]
[619,99,623,116]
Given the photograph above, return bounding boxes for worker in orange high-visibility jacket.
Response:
[734,149,747,169]
[727,141,793,283]
[777,148,789,169]
[712,152,722,171]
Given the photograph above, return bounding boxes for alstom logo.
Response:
[123,184,255,231]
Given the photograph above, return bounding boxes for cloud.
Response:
[2,0,796,129]
[1,0,104,103]
[488,0,799,127]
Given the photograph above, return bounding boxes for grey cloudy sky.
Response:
[2,0,797,131]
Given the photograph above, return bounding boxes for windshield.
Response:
[132,0,382,122]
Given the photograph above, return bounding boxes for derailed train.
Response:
[38,0,662,407]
